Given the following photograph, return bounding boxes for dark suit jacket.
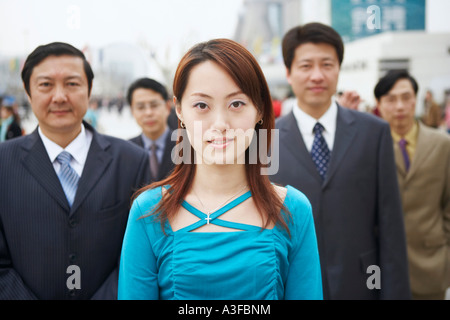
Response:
[129,130,176,182]
[271,106,411,299]
[0,122,150,299]
[4,120,23,140]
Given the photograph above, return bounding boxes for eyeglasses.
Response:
[381,93,415,106]
[133,100,166,111]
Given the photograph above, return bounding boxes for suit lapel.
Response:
[71,128,112,214]
[159,130,176,179]
[130,135,145,148]
[405,123,436,183]
[323,106,357,188]
[21,129,70,211]
[280,112,323,183]
[393,142,408,178]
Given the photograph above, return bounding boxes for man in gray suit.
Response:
[0,42,150,299]
[127,78,176,182]
[270,23,411,299]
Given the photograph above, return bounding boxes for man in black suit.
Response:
[0,42,150,299]
[270,23,411,299]
[127,78,176,181]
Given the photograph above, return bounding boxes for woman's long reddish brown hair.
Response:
[133,38,290,234]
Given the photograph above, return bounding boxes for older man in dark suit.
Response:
[127,78,176,181]
[0,42,150,299]
[270,23,411,299]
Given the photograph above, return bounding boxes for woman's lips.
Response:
[208,138,234,149]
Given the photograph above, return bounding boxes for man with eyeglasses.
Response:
[127,78,176,181]
[375,70,450,300]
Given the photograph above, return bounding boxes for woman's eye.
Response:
[230,101,245,109]
[194,102,208,110]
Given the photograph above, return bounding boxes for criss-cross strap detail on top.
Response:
[180,190,260,232]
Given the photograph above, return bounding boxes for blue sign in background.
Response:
[331,0,426,42]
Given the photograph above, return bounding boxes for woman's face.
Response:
[176,61,260,165]
[1,107,13,119]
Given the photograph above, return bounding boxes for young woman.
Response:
[118,38,322,300]
[0,104,22,142]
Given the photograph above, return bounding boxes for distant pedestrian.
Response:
[421,90,442,129]
[0,102,23,141]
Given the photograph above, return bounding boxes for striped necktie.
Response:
[311,123,331,180]
[56,151,80,206]
[398,138,410,172]
[150,143,159,180]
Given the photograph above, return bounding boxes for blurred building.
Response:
[234,0,450,114]
[85,43,149,99]
[0,54,29,116]
[0,41,169,110]
[234,0,332,99]
[339,31,450,112]
[331,0,426,42]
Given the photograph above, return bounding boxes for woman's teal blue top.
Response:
[118,185,323,300]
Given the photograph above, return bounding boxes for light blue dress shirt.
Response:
[140,128,169,164]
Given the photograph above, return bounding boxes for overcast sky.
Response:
[0,0,449,58]
[0,0,244,57]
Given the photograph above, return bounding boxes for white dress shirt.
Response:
[292,99,338,152]
[39,124,93,177]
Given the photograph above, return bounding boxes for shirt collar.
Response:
[39,123,90,166]
[293,99,338,135]
[141,127,169,150]
[391,121,418,145]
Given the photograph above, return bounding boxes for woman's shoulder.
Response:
[134,186,164,206]
[130,186,166,220]
[274,184,313,229]
[273,184,311,211]
[135,187,163,203]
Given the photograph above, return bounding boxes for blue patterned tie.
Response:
[311,123,331,180]
[56,151,80,206]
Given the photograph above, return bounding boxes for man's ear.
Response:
[25,90,32,105]
[165,100,172,113]
[286,67,292,85]
[23,83,32,103]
